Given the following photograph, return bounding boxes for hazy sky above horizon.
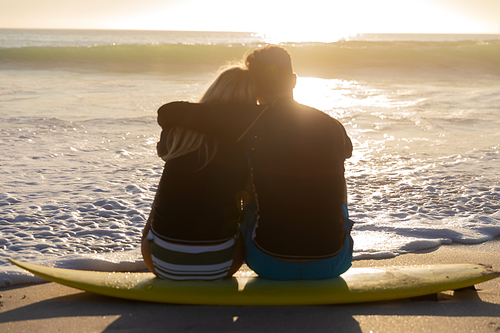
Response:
[1,0,500,39]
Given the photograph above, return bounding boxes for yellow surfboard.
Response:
[9,259,500,305]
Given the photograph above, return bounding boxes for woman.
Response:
[142,66,256,280]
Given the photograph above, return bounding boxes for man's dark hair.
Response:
[245,45,294,95]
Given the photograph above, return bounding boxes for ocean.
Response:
[1,29,499,287]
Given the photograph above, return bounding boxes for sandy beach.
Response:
[1,238,499,333]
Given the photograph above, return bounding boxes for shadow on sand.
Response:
[1,285,499,332]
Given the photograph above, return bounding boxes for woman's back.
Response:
[151,139,248,243]
[142,65,256,280]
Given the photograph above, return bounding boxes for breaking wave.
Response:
[1,39,499,79]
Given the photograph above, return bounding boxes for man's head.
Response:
[245,45,296,104]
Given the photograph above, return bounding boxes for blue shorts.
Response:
[240,201,354,280]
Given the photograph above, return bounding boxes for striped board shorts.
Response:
[147,230,236,281]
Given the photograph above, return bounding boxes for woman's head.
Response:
[162,66,256,167]
[200,66,257,105]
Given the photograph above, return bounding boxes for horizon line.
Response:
[2,27,500,35]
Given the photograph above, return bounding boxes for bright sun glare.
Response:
[115,0,487,43]
[253,0,485,43]
[0,0,495,34]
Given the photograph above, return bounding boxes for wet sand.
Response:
[1,238,499,333]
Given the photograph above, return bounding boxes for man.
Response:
[157,45,353,280]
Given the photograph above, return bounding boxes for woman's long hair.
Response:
[160,65,257,168]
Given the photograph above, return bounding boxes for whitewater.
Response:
[1,29,499,287]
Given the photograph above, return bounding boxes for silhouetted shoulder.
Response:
[157,102,263,141]
[296,102,353,159]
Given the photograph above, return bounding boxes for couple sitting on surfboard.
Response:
[141,45,354,281]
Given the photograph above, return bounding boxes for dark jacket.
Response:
[157,99,352,258]
[153,129,249,243]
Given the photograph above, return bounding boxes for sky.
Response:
[1,0,500,37]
